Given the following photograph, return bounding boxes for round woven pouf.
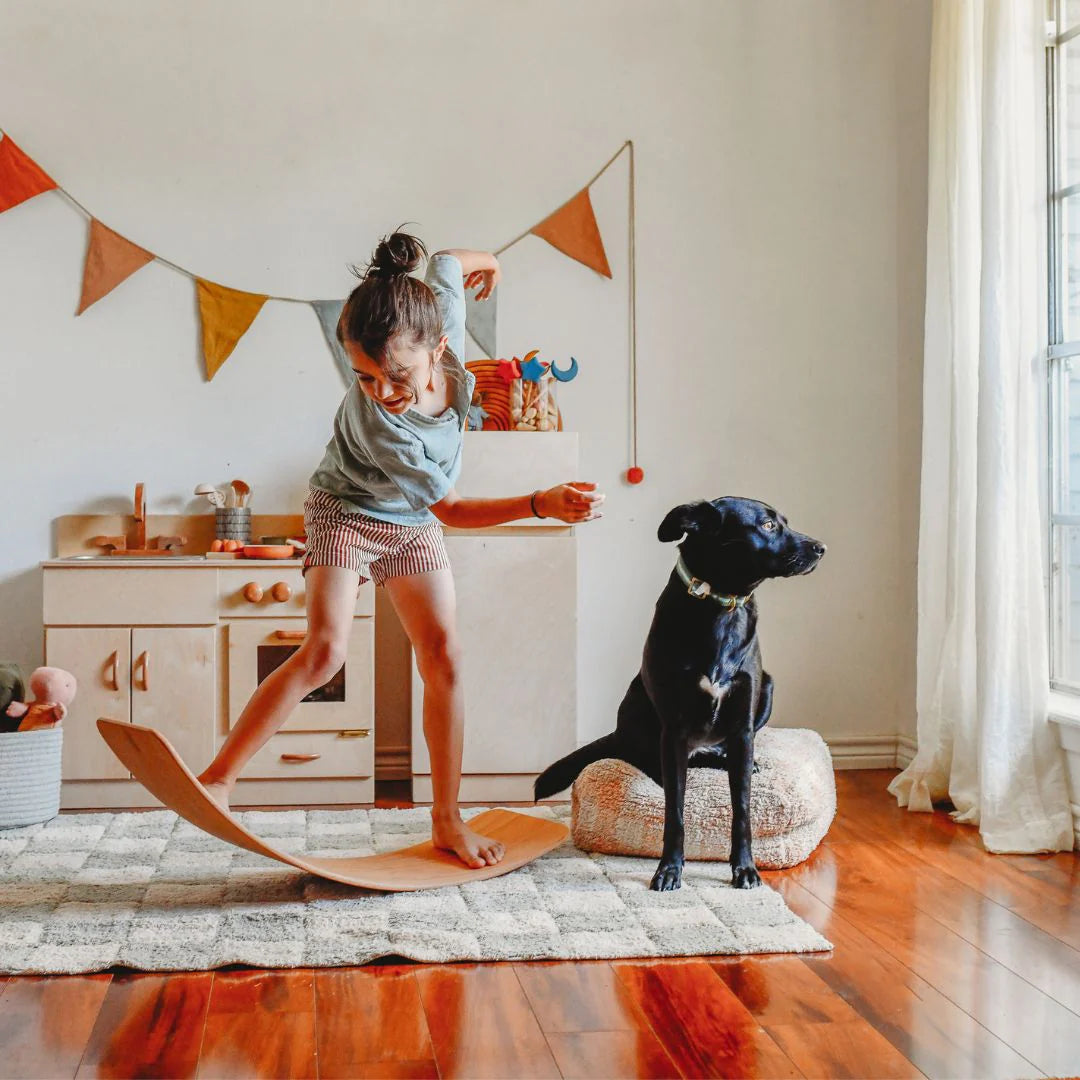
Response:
[571,727,836,870]
[0,727,63,829]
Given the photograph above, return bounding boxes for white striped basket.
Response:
[0,727,63,829]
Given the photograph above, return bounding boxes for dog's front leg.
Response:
[727,674,761,890]
[650,727,689,891]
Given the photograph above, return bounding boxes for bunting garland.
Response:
[194,279,268,381]
[311,299,351,388]
[529,188,612,278]
[0,128,641,479]
[464,285,498,357]
[77,219,154,315]
[0,132,55,213]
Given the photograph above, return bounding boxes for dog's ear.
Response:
[658,502,710,543]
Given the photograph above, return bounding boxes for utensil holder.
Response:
[0,727,62,829]
[215,507,252,543]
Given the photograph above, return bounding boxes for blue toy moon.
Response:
[549,356,579,382]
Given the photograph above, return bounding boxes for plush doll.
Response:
[4,667,77,732]
[0,663,26,733]
[466,390,490,432]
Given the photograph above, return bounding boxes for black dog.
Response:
[535,497,825,891]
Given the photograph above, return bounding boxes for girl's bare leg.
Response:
[383,568,505,869]
[196,565,361,809]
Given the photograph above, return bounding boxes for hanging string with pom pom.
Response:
[625,140,642,485]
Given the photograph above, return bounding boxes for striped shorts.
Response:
[302,489,450,586]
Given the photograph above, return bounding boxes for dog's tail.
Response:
[534,732,626,801]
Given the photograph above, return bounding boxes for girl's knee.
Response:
[415,631,461,685]
[296,637,348,685]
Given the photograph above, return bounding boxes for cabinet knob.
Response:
[271,582,292,603]
[243,582,263,603]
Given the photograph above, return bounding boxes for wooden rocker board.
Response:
[96,718,568,892]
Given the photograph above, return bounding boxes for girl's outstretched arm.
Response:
[432,248,500,300]
[431,483,604,529]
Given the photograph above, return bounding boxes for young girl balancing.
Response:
[197,229,605,869]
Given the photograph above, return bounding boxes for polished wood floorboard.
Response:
[1,769,1077,1078]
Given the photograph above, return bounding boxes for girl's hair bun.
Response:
[367,227,427,280]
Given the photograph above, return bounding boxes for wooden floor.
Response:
[1,769,1078,1079]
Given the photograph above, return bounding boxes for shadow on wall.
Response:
[0,565,45,676]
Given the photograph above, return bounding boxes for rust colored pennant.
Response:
[530,186,611,278]
[195,279,268,380]
[0,132,56,214]
[77,219,155,314]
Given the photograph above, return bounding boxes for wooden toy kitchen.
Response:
[42,432,579,810]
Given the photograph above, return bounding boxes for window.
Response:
[1048,1,1080,687]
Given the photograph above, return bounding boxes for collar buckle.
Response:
[686,576,711,600]
[676,554,751,610]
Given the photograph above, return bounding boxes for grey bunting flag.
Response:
[311,299,351,388]
[465,285,497,358]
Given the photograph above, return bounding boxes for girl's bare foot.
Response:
[196,772,234,813]
[431,812,506,869]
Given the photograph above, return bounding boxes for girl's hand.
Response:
[537,482,604,523]
[464,262,501,301]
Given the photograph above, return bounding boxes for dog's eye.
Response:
[761,520,777,532]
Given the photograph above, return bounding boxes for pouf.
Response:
[571,727,836,869]
[0,726,63,829]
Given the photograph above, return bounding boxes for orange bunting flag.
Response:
[77,219,155,315]
[195,279,268,380]
[530,186,612,279]
[0,131,57,214]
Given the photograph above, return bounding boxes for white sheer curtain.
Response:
[889,0,1074,852]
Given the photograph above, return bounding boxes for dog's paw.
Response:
[732,864,762,889]
[649,861,684,891]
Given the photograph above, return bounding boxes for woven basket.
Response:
[0,727,63,829]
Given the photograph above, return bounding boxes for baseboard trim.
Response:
[823,734,912,771]
[375,745,411,781]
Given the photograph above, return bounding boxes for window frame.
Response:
[1049,1,1080,692]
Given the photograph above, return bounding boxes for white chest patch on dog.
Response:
[698,675,731,703]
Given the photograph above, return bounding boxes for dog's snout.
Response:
[813,542,826,557]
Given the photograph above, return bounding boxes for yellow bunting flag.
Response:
[77,219,155,315]
[0,131,57,214]
[530,187,612,279]
[195,279,268,380]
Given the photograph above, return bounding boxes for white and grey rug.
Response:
[0,804,831,974]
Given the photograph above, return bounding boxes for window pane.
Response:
[1059,37,1080,191]
[1051,361,1080,685]
[1066,0,1080,32]
[1052,524,1080,685]
[1058,195,1080,338]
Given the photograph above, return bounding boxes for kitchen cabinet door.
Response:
[411,535,577,775]
[130,627,215,769]
[45,627,130,780]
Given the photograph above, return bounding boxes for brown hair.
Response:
[337,226,448,400]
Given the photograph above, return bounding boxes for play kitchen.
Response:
[40,432,582,810]
[43,481,373,809]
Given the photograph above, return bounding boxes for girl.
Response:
[196,229,604,869]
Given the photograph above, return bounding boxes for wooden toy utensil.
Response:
[231,479,251,508]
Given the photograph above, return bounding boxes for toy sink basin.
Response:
[59,555,209,562]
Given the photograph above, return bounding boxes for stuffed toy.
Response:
[0,663,26,733]
[4,666,77,732]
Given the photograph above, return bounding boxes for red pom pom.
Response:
[626,466,644,485]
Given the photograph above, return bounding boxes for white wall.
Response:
[0,0,929,758]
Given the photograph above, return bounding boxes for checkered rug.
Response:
[0,804,831,973]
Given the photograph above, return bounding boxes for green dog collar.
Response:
[676,555,752,610]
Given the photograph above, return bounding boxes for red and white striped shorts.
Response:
[302,489,450,586]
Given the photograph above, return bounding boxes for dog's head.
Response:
[658,497,825,593]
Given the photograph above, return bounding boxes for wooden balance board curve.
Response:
[96,718,568,892]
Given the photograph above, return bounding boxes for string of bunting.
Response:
[0,130,642,482]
